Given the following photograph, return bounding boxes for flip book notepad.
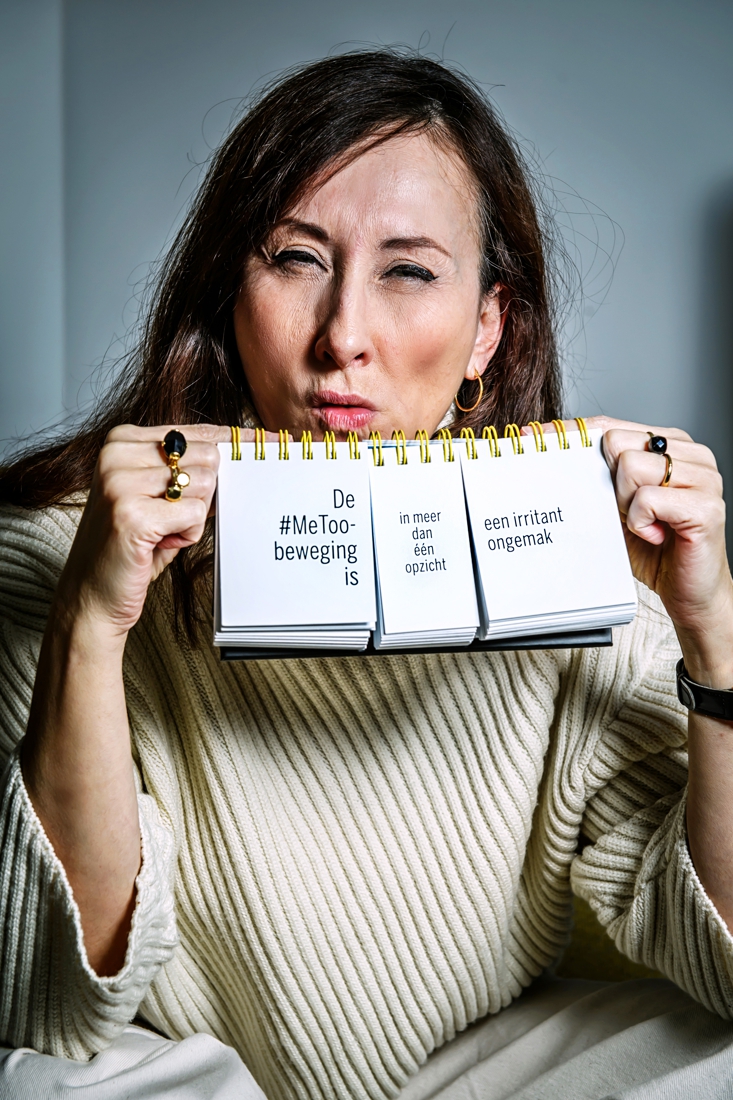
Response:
[460,422,637,639]
[369,433,479,649]
[215,432,376,649]
[214,423,636,660]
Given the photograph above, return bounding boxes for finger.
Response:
[566,415,693,441]
[614,450,723,514]
[150,498,210,548]
[602,429,718,476]
[238,429,290,442]
[626,485,726,547]
[99,439,222,474]
[104,424,285,445]
[111,492,209,547]
[519,416,693,444]
[105,423,233,445]
[104,464,218,504]
[223,429,293,448]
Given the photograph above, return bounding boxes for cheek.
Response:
[380,291,477,381]
[236,278,317,376]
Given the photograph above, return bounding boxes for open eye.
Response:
[384,263,436,283]
[272,248,323,268]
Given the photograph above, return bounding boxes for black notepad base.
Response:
[218,627,613,661]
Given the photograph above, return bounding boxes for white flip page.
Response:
[215,440,376,648]
[369,440,479,649]
[460,428,636,638]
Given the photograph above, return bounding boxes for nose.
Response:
[314,274,375,370]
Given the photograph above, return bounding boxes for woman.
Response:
[1,49,732,1100]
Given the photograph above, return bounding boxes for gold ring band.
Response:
[660,452,673,487]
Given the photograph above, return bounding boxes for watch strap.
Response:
[676,658,733,721]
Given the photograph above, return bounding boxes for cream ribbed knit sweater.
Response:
[1,502,733,1100]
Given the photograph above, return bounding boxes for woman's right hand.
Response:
[56,424,270,638]
[57,423,223,637]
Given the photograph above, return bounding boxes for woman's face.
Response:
[234,131,504,440]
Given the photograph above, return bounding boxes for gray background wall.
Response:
[2,0,733,532]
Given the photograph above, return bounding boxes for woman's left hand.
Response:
[574,416,733,682]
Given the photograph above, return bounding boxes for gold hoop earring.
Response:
[454,373,484,414]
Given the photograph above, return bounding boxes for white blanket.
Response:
[3,977,733,1100]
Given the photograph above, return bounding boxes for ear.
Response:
[465,287,506,381]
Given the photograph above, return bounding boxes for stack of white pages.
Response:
[369,440,479,649]
[214,425,637,655]
[215,439,376,649]
[460,427,637,638]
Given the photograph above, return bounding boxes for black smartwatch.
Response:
[676,658,733,721]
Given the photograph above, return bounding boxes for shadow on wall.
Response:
[697,181,733,555]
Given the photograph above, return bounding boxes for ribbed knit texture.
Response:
[1,503,732,1100]
[0,757,178,1058]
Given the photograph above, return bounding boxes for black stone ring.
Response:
[162,429,187,461]
[162,429,190,502]
[647,434,668,455]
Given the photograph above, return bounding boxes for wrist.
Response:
[49,589,129,663]
[675,626,733,690]
[671,587,733,688]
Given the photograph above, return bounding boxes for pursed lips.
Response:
[311,391,377,431]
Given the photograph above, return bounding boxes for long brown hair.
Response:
[0,49,562,640]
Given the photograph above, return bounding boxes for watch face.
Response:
[678,678,697,710]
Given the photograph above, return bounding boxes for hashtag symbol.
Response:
[279,515,291,535]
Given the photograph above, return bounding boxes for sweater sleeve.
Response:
[569,585,733,1018]
[0,504,179,1059]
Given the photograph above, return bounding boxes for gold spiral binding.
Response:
[437,428,454,462]
[551,419,569,449]
[392,429,408,465]
[415,429,431,463]
[460,426,477,460]
[504,423,524,455]
[254,427,266,460]
[575,416,592,447]
[324,430,337,459]
[230,425,241,461]
[369,430,384,466]
[482,425,500,457]
[347,431,360,460]
[528,421,547,452]
[278,430,289,461]
[301,430,313,460]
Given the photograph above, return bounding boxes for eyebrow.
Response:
[380,236,451,258]
[274,222,451,258]
[275,219,330,242]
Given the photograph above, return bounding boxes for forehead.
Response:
[285,131,480,247]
